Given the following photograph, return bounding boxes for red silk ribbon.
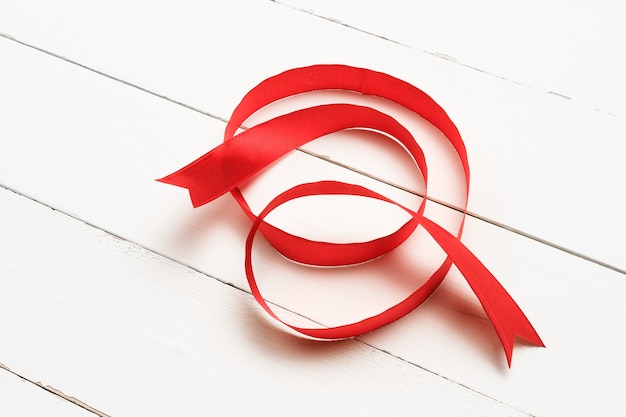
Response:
[158,64,544,366]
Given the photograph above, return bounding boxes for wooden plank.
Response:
[0,0,623,271]
[0,188,527,417]
[280,0,626,118]
[0,368,96,417]
[1,33,625,415]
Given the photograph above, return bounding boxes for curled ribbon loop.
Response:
[159,64,544,366]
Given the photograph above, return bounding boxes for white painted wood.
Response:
[1,34,626,416]
[0,188,527,417]
[0,369,94,417]
[280,0,626,118]
[0,0,623,271]
[0,36,456,327]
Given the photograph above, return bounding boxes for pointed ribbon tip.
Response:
[158,64,544,366]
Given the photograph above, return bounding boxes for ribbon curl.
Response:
[158,64,544,366]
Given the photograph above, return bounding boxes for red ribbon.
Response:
[158,64,544,366]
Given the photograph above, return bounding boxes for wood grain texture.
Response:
[1,1,625,416]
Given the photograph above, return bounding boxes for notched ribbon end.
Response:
[156,172,208,208]
[502,326,545,368]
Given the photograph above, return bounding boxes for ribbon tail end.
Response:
[500,326,546,368]
[156,173,206,208]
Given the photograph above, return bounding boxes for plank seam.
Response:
[298,148,626,275]
[0,362,109,417]
[270,0,622,120]
[0,32,228,125]
[1,32,623,275]
[0,184,531,415]
[354,342,534,416]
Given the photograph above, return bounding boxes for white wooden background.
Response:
[1,1,625,415]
